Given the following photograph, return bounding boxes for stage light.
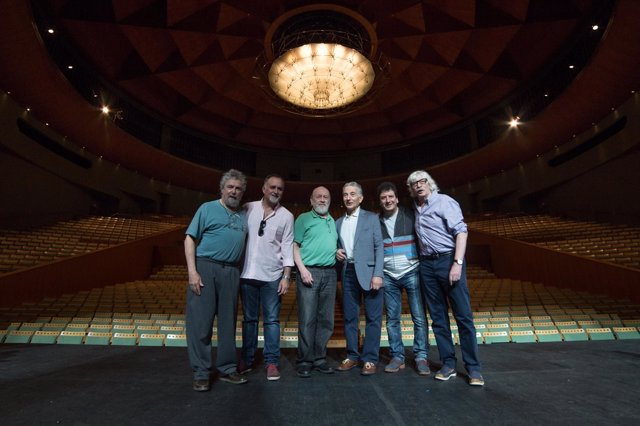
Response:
[101,106,110,114]
[509,117,520,127]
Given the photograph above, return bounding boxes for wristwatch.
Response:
[454,258,464,265]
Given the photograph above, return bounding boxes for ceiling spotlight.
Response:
[592,25,599,30]
[509,117,520,127]
[47,28,55,34]
[257,5,389,116]
[67,65,74,69]
[568,65,575,69]
[101,106,110,114]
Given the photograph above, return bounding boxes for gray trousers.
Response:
[186,258,240,379]
[296,267,337,367]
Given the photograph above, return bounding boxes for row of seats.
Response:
[0,215,185,274]
[467,214,640,269]
[1,264,639,346]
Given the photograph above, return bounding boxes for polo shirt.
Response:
[294,209,338,267]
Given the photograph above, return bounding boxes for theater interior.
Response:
[1,1,639,425]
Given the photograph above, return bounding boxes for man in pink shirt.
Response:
[238,175,294,381]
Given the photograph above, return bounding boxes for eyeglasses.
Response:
[408,178,427,188]
[258,220,267,237]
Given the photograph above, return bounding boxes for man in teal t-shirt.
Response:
[293,186,339,378]
[185,169,248,391]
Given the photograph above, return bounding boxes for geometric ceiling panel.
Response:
[38,0,605,153]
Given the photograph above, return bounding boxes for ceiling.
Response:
[1,0,639,194]
[36,0,606,153]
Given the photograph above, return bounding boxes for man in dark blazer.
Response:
[335,181,385,375]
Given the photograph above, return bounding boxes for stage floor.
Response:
[1,340,639,425]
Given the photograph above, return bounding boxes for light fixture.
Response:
[101,106,110,114]
[256,5,389,116]
[509,117,520,127]
[592,24,599,30]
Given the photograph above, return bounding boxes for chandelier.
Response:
[257,5,389,117]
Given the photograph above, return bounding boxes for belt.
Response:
[419,251,453,260]
[306,265,335,269]
[199,257,239,268]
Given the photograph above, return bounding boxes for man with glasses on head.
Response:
[407,170,484,386]
[185,169,249,391]
[293,186,339,378]
[238,175,294,381]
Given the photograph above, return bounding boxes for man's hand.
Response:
[300,268,314,286]
[278,277,290,295]
[188,271,204,295]
[371,276,383,290]
[449,264,462,286]
[336,248,346,262]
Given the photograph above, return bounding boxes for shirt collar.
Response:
[345,206,360,218]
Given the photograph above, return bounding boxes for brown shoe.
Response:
[193,379,210,392]
[336,358,359,371]
[361,362,377,376]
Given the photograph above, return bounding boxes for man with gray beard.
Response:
[293,186,339,378]
[185,169,249,391]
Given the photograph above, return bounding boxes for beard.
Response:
[313,204,329,215]
[268,194,280,204]
[225,196,240,209]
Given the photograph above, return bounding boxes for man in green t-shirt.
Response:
[293,186,339,378]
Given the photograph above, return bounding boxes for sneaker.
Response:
[193,378,210,392]
[468,371,485,386]
[416,359,431,376]
[237,359,253,374]
[384,357,405,373]
[435,366,457,381]
[266,364,281,381]
[219,372,248,385]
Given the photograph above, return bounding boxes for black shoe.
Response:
[313,363,334,374]
[297,366,311,378]
[219,372,248,385]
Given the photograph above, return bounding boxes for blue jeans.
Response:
[343,264,383,363]
[240,278,281,366]
[383,269,428,361]
[296,267,337,367]
[419,256,481,373]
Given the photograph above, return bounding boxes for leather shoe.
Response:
[361,362,377,376]
[219,372,248,385]
[313,363,334,374]
[297,366,311,378]
[193,379,210,392]
[336,358,359,371]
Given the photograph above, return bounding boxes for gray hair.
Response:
[406,170,439,193]
[219,169,247,192]
[342,181,363,196]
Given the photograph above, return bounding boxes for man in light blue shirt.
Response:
[408,170,484,386]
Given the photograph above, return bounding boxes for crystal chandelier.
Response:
[257,5,388,117]
[268,43,375,110]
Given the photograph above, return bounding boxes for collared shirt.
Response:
[339,206,360,262]
[294,209,338,267]
[414,192,468,256]
[185,199,247,263]
[241,200,294,281]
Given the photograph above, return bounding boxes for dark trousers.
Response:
[296,267,337,367]
[186,258,240,379]
[419,257,481,373]
[342,264,384,363]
